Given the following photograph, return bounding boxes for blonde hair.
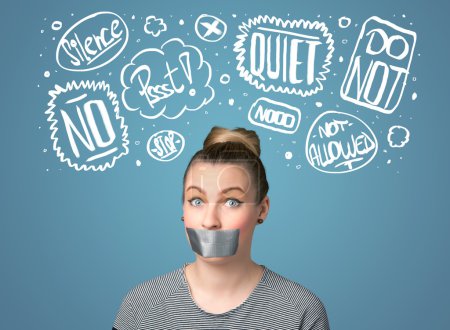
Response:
[182,126,269,203]
[203,127,261,157]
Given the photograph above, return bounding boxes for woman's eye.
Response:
[225,199,242,208]
[189,198,203,207]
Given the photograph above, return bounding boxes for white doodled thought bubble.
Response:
[234,15,335,97]
[338,17,351,28]
[305,110,378,174]
[387,125,410,148]
[51,21,62,31]
[147,130,185,162]
[144,16,167,37]
[220,73,231,84]
[195,14,228,42]
[56,11,128,72]
[45,80,129,171]
[340,16,417,114]
[120,38,215,120]
[248,97,301,134]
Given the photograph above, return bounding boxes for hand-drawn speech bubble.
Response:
[248,97,301,134]
[234,15,334,96]
[340,16,417,114]
[305,111,378,174]
[146,130,185,162]
[46,80,129,171]
[120,38,215,119]
[56,11,128,72]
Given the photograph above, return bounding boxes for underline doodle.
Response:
[147,130,185,162]
[340,16,417,114]
[56,11,129,72]
[46,80,129,171]
[195,14,227,42]
[248,97,301,134]
[305,110,378,173]
[234,15,334,96]
[120,38,214,119]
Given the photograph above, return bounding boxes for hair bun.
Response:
[203,126,261,157]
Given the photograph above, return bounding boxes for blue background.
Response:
[1,0,449,329]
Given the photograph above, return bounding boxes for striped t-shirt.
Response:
[112,262,329,330]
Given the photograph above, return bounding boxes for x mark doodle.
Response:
[200,20,223,37]
[195,14,227,42]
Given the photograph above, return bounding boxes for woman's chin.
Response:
[197,254,236,263]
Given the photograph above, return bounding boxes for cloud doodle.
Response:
[144,16,167,37]
[120,38,214,119]
[388,125,410,148]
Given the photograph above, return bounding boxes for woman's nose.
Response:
[201,203,221,229]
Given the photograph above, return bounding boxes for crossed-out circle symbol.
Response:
[195,14,227,42]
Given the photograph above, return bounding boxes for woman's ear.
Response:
[258,196,270,219]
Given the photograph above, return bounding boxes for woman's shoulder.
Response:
[124,265,185,307]
[262,266,327,312]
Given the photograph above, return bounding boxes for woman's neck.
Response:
[185,259,264,296]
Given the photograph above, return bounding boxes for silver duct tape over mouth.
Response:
[186,227,240,258]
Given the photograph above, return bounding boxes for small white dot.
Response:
[179,19,185,25]
[136,160,142,167]
[44,71,50,78]
[285,151,293,160]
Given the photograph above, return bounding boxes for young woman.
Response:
[113,126,330,329]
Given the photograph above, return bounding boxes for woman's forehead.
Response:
[185,162,253,193]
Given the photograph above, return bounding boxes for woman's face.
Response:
[182,161,269,262]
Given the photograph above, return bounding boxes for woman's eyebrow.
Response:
[186,186,245,195]
[221,187,245,194]
[185,186,205,194]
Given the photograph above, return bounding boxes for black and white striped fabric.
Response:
[112,262,329,330]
